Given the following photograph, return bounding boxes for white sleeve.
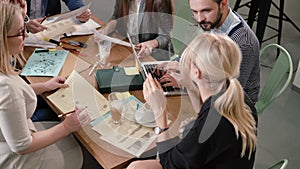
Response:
[0,78,33,153]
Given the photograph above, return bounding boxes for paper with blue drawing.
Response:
[21,49,68,76]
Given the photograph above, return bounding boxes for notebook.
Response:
[127,34,187,96]
[95,66,144,93]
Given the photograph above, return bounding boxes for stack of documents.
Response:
[25,2,101,48]
[25,34,57,48]
[91,93,157,157]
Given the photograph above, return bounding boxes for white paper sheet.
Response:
[25,33,57,48]
[93,31,132,47]
[35,18,77,40]
[43,2,92,24]
[92,117,156,157]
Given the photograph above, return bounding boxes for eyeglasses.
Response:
[7,24,26,40]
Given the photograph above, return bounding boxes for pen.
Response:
[62,46,80,53]
[44,37,62,46]
[88,61,98,76]
[58,110,76,118]
[35,49,56,53]
[62,46,87,57]
[40,16,47,24]
[61,39,87,48]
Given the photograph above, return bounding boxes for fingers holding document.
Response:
[44,76,69,91]
[136,39,159,58]
[76,9,92,22]
[26,18,48,33]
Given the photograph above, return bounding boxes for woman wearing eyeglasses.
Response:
[6,0,91,33]
[127,33,258,169]
[0,3,95,169]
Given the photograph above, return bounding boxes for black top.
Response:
[157,94,257,169]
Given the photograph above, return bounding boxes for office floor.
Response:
[230,1,300,169]
[79,0,300,168]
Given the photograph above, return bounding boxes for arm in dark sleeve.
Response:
[233,30,260,88]
[110,0,121,20]
[157,111,239,169]
[154,0,173,49]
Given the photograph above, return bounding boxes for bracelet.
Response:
[24,15,30,24]
[154,126,169,134]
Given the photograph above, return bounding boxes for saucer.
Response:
[139,121,156,128]
[134,113,156,127]
[122,111,135,122]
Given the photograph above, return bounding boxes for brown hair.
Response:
[118,0,173,17]
[117,0,173,34]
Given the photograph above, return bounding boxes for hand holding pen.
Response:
[61,107,90,133]
[26,17,47,33]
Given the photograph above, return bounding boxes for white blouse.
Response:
[127,0,141,43]
[0,74,83,169]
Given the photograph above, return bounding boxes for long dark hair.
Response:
[117,0,173,35]
[118,0,173,17]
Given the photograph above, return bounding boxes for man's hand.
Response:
[160,73,181,88]
[153,61,181,88]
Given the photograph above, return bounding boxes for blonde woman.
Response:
[0,3,93,169]
[127,33,258,169]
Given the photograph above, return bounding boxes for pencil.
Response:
[58,110,76,118]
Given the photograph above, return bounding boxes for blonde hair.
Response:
[180,33,257,159]
[0,2,24,75]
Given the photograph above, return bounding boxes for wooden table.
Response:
[23,16,196,169]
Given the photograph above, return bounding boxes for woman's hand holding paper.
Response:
[76,9,92,22]
[44,76,69,91]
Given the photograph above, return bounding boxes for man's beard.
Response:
[198,12,223,31]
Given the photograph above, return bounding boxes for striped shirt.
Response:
[175,9,260,103]
[222,10,260,103]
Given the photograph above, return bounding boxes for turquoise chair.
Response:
[255,44,293,116]
[267,159,288,169]
[171,0,200,56]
